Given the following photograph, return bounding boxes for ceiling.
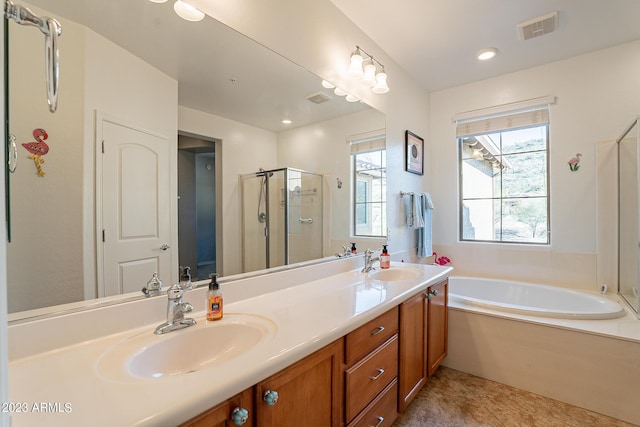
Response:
[329,0,640,92]
[21,0,640,130]
[22,0,369,132]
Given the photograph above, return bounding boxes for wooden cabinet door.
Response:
[427,279,448,377]
[255,339,344,427]
[180,388,254,427]
[398,291,427,412]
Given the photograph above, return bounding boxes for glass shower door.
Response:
[287,169,323,264]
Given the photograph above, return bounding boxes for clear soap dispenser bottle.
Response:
[207,274,223,321]
[179,266,192,289]
[380,245,391,269]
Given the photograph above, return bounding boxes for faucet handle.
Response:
[167,283,186,300]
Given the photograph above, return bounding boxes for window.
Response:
[457,104,550,244]
[351,133,386,237]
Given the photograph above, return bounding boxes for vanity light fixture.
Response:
[173,0,205,21]
[347,45,390,94]
[477,47,498,61]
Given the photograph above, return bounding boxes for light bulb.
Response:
[361,62,377,86]
[321,80,335,89]
[371,70,389,94]
[173,0,205,21]
[148,0,168,3]
[334,87,347,96]
[345,94,359,103]
[347,51,364,78]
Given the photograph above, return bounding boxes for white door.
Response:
[99,118,171,296]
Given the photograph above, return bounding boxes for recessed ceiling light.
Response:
[282,119,292,124]
[477,47,498,61]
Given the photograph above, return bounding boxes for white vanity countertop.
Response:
[8,262,452,426]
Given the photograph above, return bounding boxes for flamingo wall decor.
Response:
[568,153,582,172]
[21,128,49,177]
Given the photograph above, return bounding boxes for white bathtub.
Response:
[448,276,626,319]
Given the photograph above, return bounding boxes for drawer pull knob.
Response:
[231,407,249,425]
[370,368,385,380]
[370,326,385,336]
[372,416,384,427]
[432,289,439,296]
[263,390,279,406]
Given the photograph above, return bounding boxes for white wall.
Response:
[6,4,179,312]
[178,106,278,275]
[6,8,85,311]
[430,40,640,291]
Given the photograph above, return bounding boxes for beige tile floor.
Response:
[392,366,637,427]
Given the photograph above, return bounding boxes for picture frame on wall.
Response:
[405,130,424,175]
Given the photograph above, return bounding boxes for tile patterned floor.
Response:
[392,366,637,427]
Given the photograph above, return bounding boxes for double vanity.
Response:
[8,259,452,426]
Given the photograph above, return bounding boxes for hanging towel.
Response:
[405,193,425,228]
[417,192,434,257]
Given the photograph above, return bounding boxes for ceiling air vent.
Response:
[518,11,558,41]
[306,92,332,104]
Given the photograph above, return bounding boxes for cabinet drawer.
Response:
[347,379,398,427]
[345,335,398,422]
[345,306,398,365]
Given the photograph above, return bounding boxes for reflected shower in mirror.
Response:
[6,0,386,317]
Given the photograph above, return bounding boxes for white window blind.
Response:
[348,129,386,154]
[454,96,554,137]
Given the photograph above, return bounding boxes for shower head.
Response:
[257,168,274,177]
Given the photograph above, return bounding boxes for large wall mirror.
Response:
[6,0,386,319]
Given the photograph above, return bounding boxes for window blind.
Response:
[348,129,386,154]
[454,96,554,137]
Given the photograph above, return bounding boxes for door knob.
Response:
[160,244,170,251]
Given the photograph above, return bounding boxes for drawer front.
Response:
[345,335,398,422]
[347,379,398,427]
[345,306,398,365]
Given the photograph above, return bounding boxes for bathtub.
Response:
[448,276,626,319]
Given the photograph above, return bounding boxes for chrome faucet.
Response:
[154,282,196,335]
[141,272,163,297]
[361,248,380,273]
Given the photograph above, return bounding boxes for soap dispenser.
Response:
[351,242,357,254]
[380,245,391,269]
[206,274,223,321]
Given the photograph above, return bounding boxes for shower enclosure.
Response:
[241,168,323,273]
[617,117,640,317]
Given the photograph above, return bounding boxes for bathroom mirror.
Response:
[6,0,385,318]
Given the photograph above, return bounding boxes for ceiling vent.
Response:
[306,92,332,104]
[518,11,558,41]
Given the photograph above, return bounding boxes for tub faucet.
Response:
[154,282,196,335]
[361,248,380,273]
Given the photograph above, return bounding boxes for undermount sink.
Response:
[368,267,425,282]
[96,314,277,380]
